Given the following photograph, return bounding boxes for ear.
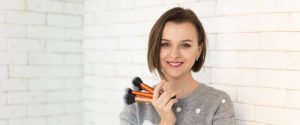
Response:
[197,43,203,59]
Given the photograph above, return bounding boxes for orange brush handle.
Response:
[132,91,153,98]
[135,96,152,103]
[141,83,154,93]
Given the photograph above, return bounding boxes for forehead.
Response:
[162,21,198,41]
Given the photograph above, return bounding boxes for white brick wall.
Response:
[2,0,300,125]
[83,0,300,125]
[0,0,83,125]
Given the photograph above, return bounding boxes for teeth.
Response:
[168,62,182,66]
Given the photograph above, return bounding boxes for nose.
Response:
[170,46,180,58]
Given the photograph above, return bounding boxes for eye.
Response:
[183,43,191,48]
[161,42,170,48]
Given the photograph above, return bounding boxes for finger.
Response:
[155,90,174,105]
[153,80,165,101]
[159,91,177,106]
[165,98,178,111]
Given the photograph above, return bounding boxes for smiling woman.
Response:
[120,7,236,125]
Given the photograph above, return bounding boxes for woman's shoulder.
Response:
[199,83,232,102]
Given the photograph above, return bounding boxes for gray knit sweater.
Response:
[120,83,236,125]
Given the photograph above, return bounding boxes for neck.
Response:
[163,72,199,98]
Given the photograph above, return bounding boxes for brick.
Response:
[46,40,81,53]
[256,106,300,125]
[0,0,25,10]
[47,91,81,103]
[211,68,237,85]
[47,14,82,28]
[29,79,64,90]
[7,91,46,104]
[238,51,287,69]
[0,79,28,91]
[0,11,5,23]
[7,11,45,25]
[234,103,256,121]
[8,92,32,104]
[84,0,107,12]
[10,117,47,125]
[118,36,146,50]
[0,105,26,118]
[216,0,261,16]
[89,64,115,76]
[106,0,133,10]
[0,52,27,65]
[115,64,145,77]
[64,3,83,15]
[0,38,6,51]
[64,54,82,65]
[211,68,257,86]
[29,53,64,65]
[0,120,8,125]
[64,103,81,113]
[201,16,238,33]
[0,24,27,37]
[27,104,64,116]
[288,52,300,70]
[206,34,216,50]
[0,66,8,78]
[238,87,285,106]
[27,26,65,39]
[93,38,118,50]
[236,14,288,32]
[289,13,300,31]
[10,66,49,78]
[48,66,81,77]
[26,0,64,13]
[206,51,238,68]
[0,92,7,104]
[216,33,260,50]
[133,0,162,8]
[286,90,300,109]
[129,50,147,64]
[7,38,45,52]
[261,32,300,51]
[65,78,82,90]
[48,114,82,125]
[262,0,300,12]
[257,70,300,89]
[180,1,216,17]
[65,29,82,40]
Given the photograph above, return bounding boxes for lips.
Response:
[167,61,184,68]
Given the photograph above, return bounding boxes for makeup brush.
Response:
[124,93,152,105]
[132,77,154,93]
[125,88,153,98]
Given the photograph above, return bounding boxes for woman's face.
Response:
[160,21,201,79]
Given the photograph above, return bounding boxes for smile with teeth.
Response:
[167,61,184,68]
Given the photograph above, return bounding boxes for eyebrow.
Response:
[161,38,193,42]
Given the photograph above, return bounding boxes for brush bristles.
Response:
[132,77,143,87]
[124,93,135,105]
[125,88,132,94]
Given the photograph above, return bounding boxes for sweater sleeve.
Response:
[120,103,138,125]
[212,92,236,125]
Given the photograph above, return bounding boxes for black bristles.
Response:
[125,88,132,94]
[132,77,143,88]
[124,93,136,105]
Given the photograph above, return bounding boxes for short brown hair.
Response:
[147,7,207,79]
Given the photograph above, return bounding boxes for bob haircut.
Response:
[147,7,207,79]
